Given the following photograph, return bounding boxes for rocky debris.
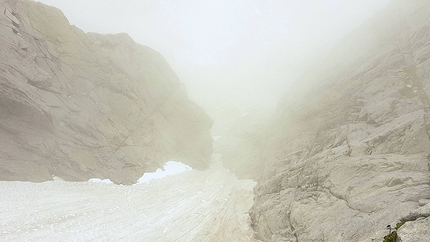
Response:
[250,0,430,241]
[0,0,213,184]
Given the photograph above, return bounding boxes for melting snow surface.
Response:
[0,155,258,241]
[88,178,114,184]
[136,161,192,184]
[254,5,261,15]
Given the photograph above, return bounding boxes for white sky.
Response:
[35,0,391,111]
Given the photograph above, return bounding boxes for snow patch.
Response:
[52,175,64,181]
[254,5,261,16]
[136,161,192,184]
[88,178,114,184]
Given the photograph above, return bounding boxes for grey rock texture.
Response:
[396,204,430,242]
[397,217,430,242]
[0,0,213,184]
[250,0,430,241]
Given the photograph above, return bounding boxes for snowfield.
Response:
[136,161,193,184]
[0,155,259,241]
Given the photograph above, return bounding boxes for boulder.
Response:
[397,217,430,242]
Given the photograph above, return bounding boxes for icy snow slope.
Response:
[0,155,259,242]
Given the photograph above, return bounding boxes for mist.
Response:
[4,1,430,240]
[35,0,391,111]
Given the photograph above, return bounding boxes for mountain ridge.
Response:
[0,0,213,185]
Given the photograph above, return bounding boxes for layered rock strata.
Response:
[250,0,430,241]
[0,0,213,184]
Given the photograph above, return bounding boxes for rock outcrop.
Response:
[250,0,430,241]
[0,0,213,184]
[396,204,430,242]
[397,217,430,242]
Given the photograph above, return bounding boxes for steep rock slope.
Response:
[250,0,430,241]
[0,0,213,184]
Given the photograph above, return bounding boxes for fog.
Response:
[35,0,390,111]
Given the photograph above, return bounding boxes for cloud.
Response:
[35,0,391,110]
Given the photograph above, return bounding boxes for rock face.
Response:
[0,0,213,184]
[397,218,430,242]
[397,204,430,242]
[250,0,430,241]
